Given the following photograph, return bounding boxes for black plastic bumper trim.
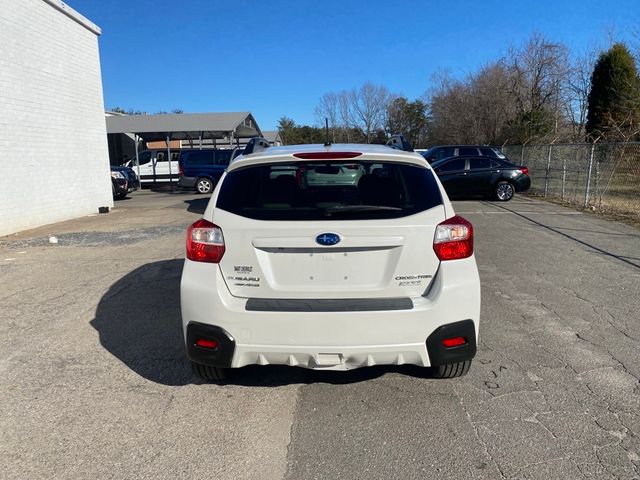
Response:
[186,322,235,367]
[178,176,197,188]
[425,319,477,366]
[245,297,413,312]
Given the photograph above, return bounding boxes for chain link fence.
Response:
[502,142,640,221]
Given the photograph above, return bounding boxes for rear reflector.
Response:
[442,336,467,348]
[293,152,362,159]
[186,219,225,263]
[433,215,474,261]
[195,338,219,349]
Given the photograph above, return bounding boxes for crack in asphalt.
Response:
[452,383,508,479]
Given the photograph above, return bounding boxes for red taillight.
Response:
[442,336,467,348]
[195,338,219,349]
[433,215,474,261]
[186,219,225,263]
[293,152,362,159]
[519,167,529,176]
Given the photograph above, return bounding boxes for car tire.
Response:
[430,360,472,379]
[494,181,514,201]
[190,361,228,382]
[195,177,213,194]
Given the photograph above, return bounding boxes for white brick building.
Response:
[0,0,112,237]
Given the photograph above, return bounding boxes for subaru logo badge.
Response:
[316,233,341,246]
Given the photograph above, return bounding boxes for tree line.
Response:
[279,33,640,147]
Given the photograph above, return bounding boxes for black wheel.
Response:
[494,181,514,201]
[190,361,228,382]
[430,360,472,378]
[195,177,213,194]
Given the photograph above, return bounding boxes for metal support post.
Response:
[134,134,141,184]
[544,144,553,197]
[561,154,566,201]
[166,134,173,188]
[584,142,596,208]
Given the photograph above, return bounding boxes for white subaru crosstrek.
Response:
[181,138,480,381]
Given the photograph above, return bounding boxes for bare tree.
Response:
[470,62,516,144]
[505,33,570,143]
[337,90,353,142]
[348,82,394,143]
[314,92,339,141]
[426,65,515,145]
[561,50,594,141]
[425,70,471,144]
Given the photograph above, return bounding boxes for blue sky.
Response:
[67,0,637,130]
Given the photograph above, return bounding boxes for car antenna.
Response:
[324,118,331,146]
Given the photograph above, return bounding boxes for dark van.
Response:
[178,149,238,194]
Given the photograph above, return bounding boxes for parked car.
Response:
[181,140,480,382]
[125,149,181,185]
[110,165,139,199]
[431,156,530,201]
[178,148,239,194]
[421,145,507,164]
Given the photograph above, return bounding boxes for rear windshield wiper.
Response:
[323,205,402,216]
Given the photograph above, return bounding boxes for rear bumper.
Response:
[515,175,531,192]
[178,176,197,188]
[186,319,476,369]
[181,256,480,370]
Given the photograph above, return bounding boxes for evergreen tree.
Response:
[586,43,640,140]
[277,116,324,145]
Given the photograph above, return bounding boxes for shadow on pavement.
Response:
[184,198,209,214]
[91,260,438,387]
[91,259,192,386]
[484,201,640,269]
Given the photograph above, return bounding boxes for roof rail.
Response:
[386,134,414,152]
[229,146,244,161]
[243,136,270,155]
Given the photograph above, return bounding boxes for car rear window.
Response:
[490,147,506,159]
[458,147,478,156]
[424,147,455,161]
[479,147,497,157]
[215,161,442,220]
[215,150,234,165]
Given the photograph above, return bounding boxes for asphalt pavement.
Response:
[1,190,639,479]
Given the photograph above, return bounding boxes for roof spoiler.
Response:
[243,136,270,155]
[386,134,413,152]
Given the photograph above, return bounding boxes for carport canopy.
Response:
[105,111,262,143]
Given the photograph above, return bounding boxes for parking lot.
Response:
[1,190,639,479]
